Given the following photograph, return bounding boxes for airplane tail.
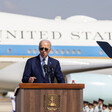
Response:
[97,41,112,58]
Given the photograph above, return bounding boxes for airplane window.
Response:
[55,49,59,54]
[61,49,64,54]
[66,50,70,54]
[50,49,53,54]
[33,49,37,54]
[8,49,11,53]
[72,50,75,54]
[77,50,81,54]
[27,49,31,54]
[99,50,103,55]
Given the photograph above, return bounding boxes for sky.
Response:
[0,0,112,20]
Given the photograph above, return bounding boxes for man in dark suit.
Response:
[22,40,65,83]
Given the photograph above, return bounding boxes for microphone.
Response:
[43,64,48,74]
[43,64,51,83]
[50,65,54,74]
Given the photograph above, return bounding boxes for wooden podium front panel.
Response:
[16,88,83,112]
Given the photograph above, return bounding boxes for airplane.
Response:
[0,12,112,104]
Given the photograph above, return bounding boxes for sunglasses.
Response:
[39,47,49,51]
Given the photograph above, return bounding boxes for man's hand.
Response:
[28,77,37,83]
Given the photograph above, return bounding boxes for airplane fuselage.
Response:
[0,12,112,103]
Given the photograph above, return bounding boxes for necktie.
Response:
[99,105,101,112]
[42,59,45,77]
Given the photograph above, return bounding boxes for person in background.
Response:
[102,104,108,112]
[98,98,104,112]
[88,103,94,112]
[22,40,65,83]
[93,101,99,112]
[83,101,89,112]
[108,104,112,112]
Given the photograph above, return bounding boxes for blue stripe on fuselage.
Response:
[0,45,107,57]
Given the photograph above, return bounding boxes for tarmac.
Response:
[0,97,12,112]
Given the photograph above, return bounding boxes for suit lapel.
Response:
[48,56,52,72]
[36,55,45,78]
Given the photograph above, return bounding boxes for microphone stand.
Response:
[50,65,54,83]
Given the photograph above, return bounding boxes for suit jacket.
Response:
[22,55,65,83]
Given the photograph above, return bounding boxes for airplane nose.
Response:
[66,73,112,104]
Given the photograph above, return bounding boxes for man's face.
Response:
[103,106,106,110]
[98,101,102,105]
[39,41,51,59]
[89,105,92,109]
[110,106,112,110]
[93,103,97,107]
[84,103,88,107]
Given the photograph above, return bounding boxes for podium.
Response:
[15,83,85,112]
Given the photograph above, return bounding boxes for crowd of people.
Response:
[83,98,112,112]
